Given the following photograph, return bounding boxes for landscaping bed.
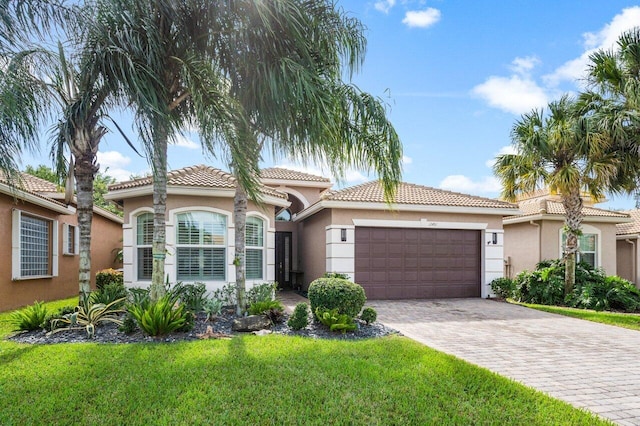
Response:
[7,310,398,344]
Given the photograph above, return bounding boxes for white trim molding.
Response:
[325,225,355,281]
[352,218,489,230]
[483,229,504,298]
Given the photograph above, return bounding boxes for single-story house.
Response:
[503,190,631,279]
[616,210,640,286]
[106,165,518,299]
[0,173,124,311]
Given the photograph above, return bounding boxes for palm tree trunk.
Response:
[150,125,168,301]
[562,189,583,295]
[234,183,247,315]
[75,151,99,305]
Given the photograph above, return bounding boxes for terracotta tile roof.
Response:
[0,172,60,194]
[109,164,287,199]
[260,167,330,183]
[506,198,629,220]
[617,210,640,235]
[321,181,518,209]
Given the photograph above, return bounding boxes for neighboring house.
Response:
[503,190,630,279]
[0,173,124,311]
[107,165,518,299]
[616,210,640,287]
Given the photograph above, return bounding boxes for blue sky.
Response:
[22,1,640,209]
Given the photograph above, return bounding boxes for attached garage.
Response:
[355,227,481,299]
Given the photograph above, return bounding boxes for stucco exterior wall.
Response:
[506,218,619,277]
[0,193,122,312]
[121,193,277,293]
[297,209,332,288]
[504,221,541,278]
[329,209,504,229]
[617,238,638,285]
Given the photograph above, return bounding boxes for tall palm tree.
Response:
[494,95,627,294]
[224,1,401,313]
[88,0,401,304]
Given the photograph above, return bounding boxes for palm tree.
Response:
[494,95,627,294]
[88,0,401,304]
[224,2,401,313]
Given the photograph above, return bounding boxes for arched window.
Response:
[176,211,227,281]
[275,208,292,222]
[246,216,265,280]
[136,212,153,281]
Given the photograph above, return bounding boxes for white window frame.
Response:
[175,210,227,282]
[11,209,58,280]
[559,224,601,268]
[135,212,154,281]
[245,215,265,280]
[62,223,79,256]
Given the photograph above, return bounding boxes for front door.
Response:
[275,232,292,289]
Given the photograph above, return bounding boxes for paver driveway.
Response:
[369,299,640,426]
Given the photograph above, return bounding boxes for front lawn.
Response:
[521,302,640,331]
[0,300,606,425]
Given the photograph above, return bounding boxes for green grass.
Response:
[0,300,607,425]
[520,302,640,331]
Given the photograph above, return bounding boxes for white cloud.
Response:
[171,134,199,150]
[472,74,549,115]
[544,6,640,87]
[374,0,396,14]
[509,56,540,76]
[484,145,516,168]
[402,155,413,165]
[97,150,135,182]
[402,8,441,28]
[439,175,502,194]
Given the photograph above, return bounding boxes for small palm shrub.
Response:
[128,296,188,336]
[490,277,515,299]
[308,277,366,320]
[360,307,377,325]
[11,301,49,331]
[92,282,128,308]
[287,303,309,330]
[315,307,357,333]
[50,298,126,338]
[96,268,124,291]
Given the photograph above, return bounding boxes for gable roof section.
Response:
[259,167,333,189]
[323,181,516,208]
[504,198,630,225]
[295,181,518,220]
[0,173,72,214]
[107,164,289,204]
[617,210,640,236]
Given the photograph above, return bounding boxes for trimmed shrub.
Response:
[323,272,350,280]
[96,268,123,291]
[287,303,309,330]
[490,277,515,299]
[11,301,49,331]
[360,307,377,325]
[308,277,366,320]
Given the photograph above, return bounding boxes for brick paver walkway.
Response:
[369,299,640,426]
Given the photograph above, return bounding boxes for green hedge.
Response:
[308,277,366,319]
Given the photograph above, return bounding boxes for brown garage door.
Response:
[355,227,481,299]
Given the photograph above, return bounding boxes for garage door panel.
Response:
[355,227,481,300]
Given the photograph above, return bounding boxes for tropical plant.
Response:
[490,277,516,299]
[50,298,126,338]
[10,301,49,331]
[169,282,208,312]
[211,283,237,308]
[128,296,188,337]
[246,282,277,305]
[203,297,224,322]
[315,307,357,333]
[91,282,127,308]
[248,300,285,324]
[287,303,310,331]
[308,277,366,320]
[494,95,630,294]
[118,313,138,334]
[42,306,76,332]
[360,307,377,325]
[96,268,124,291]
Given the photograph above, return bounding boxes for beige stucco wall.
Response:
[506,218,619,277]
[617,238,638,285]
[329,209,504,229]
[503,221,541,278]
[0,193,122,312]
[298,209,332,288]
